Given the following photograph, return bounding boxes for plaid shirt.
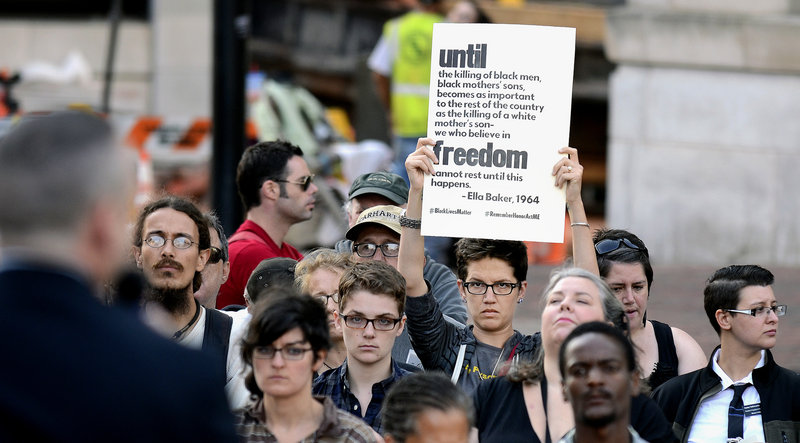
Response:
[234,396,377,442]
[312,359,411,433]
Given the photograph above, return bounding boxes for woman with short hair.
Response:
[295,248,352,372]
[235,292,377,442]
[593,228,706,389]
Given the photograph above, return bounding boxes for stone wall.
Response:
[604,2,800,265]
[0,0,212,118]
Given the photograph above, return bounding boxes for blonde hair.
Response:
[294,248,352,293]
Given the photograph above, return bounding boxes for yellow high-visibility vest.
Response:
[386,11,442,136]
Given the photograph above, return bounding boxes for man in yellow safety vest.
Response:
[368,0,444,185]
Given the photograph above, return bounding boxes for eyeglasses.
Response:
[253,345,313,360]
[725,305,787,318]
[144,234,197,250]
[340,314,402,331]
[463,281,521,296]
[594,238,642,255]
[315,293,340,305]
[207,246,225,264]
[353,242,400,258]
[274,175,315,191]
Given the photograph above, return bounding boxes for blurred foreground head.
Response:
[0,111,134,284]
[382,371,474,443]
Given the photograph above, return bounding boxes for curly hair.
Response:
[294,248,353,293]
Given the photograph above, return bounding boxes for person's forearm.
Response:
[568,198,599,275]
[399,186,427,297]
[372,72,391,112]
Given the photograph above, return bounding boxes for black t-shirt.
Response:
[474,376,677,443]
[474,376,541,443]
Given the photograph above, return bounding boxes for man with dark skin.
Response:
[558,322,647,443]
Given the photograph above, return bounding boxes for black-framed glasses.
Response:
[594,238,642,255]
[463,281,521,296]
[340,314,402,331]
[315,293,340,305]
[725,305,787,318]
[207,246,225,264]
[353,242,400,258]
[144,234,196,250]
[274,175,315,191]
[253,345,313,360]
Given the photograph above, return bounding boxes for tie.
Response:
[728,383,751,440]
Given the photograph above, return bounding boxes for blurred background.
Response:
[1,0,799,368]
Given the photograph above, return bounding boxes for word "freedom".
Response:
[432,140,527,169]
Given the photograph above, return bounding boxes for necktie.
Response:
[727,383,751,440]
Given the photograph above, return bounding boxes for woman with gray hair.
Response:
[473,267,675,443]
[294,248,352,372]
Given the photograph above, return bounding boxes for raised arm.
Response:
[552,146,599,275]
[398,138,438,298]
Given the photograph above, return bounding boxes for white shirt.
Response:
[688,348,766,443]
[223,309,253,410]
[176,307,252,410]
[367,34,393,76]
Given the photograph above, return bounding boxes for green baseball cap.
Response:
[348,171,408,205]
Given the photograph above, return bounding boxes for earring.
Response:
[517,298,523,304]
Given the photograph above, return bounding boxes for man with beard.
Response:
[133,196,246,408]
[0,112,236,441]
[558,322,647,443]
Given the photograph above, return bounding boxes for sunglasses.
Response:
[594,238,642,255]
[274,175,315,192]
[208,246,225,264]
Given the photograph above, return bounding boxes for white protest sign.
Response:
[421,23,575,242]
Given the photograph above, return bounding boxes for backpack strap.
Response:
[451,344,467,384]
[202,308,234,381]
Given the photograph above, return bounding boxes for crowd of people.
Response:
[2,112,799,443]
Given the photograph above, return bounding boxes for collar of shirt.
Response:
[711,348,766,389]
[340,358,405,391]
[557,426,647,443]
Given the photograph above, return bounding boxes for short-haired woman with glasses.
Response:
[235,292,378,443]
[295,248,353,373]
[593,228,706,389]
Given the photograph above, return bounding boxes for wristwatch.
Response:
[399,209,422,230]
